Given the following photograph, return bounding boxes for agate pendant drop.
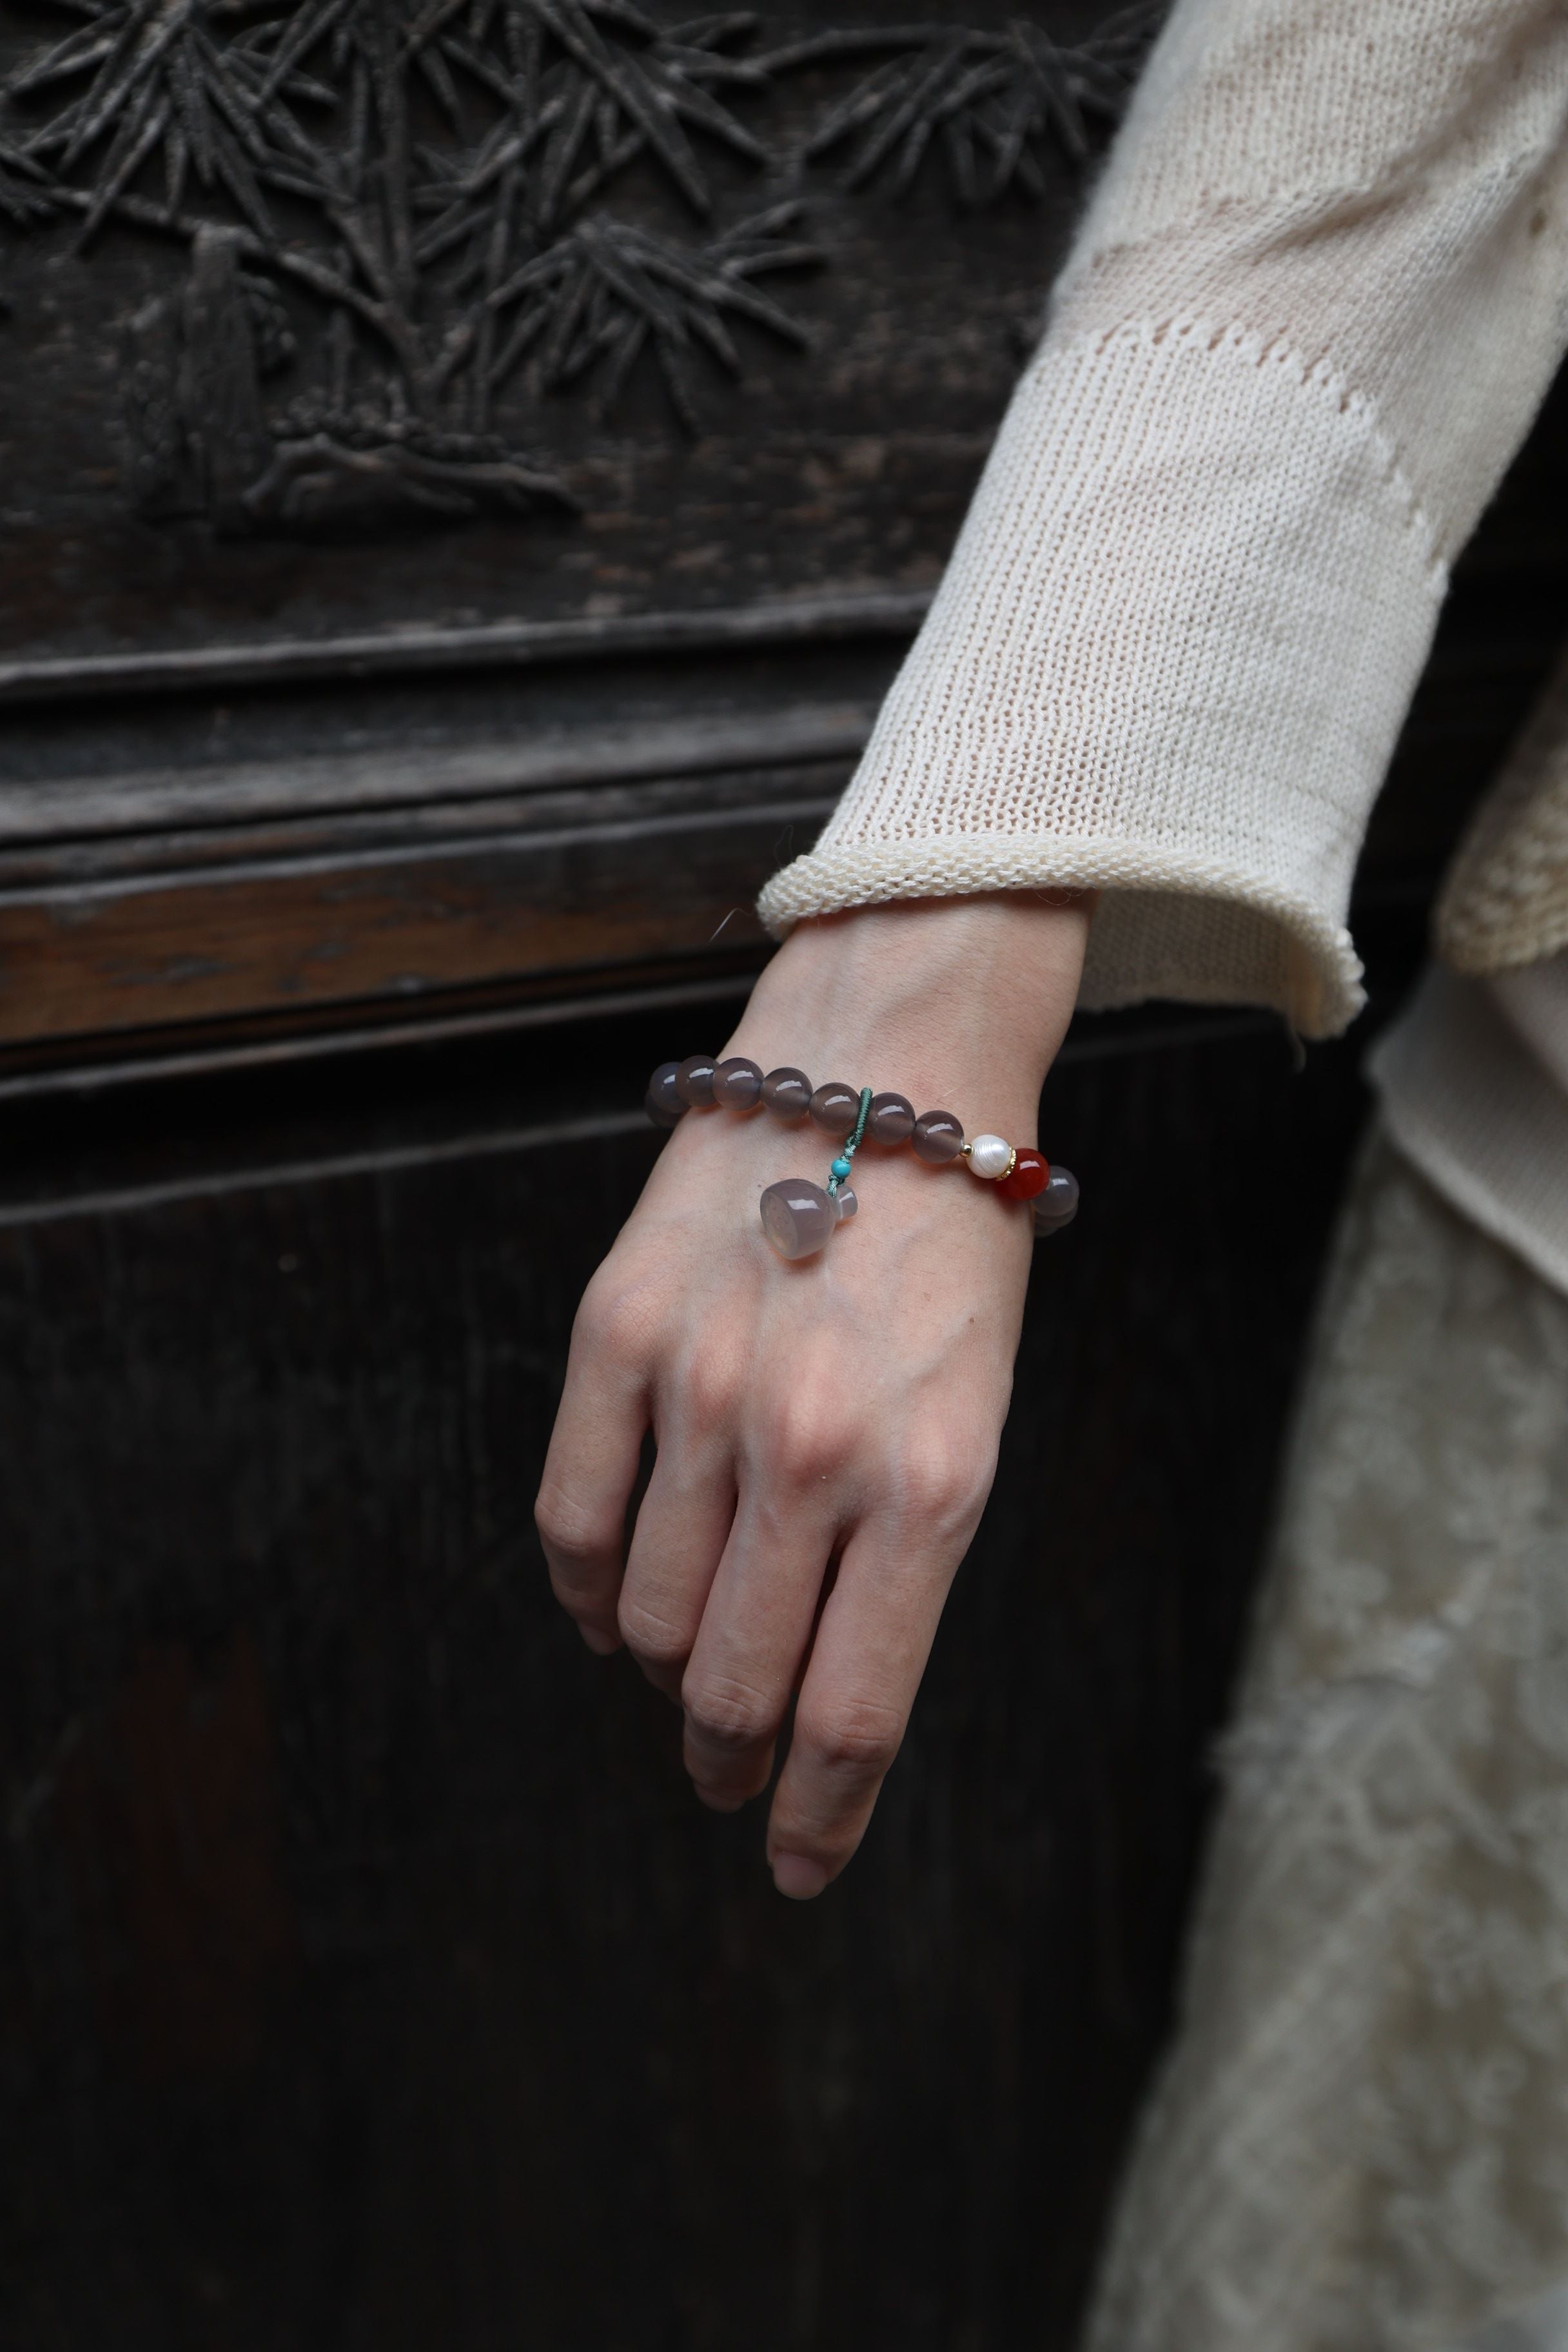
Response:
[760,1177,856,1262]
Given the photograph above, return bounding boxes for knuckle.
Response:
[765,1388,859,1490]
[886,1429,994,1534]
[574,1268,660,1365]
[681,1675,777,1755]
[534,1481,615,1578]
[616,1594,691,1670]
[796,1696,904,1779]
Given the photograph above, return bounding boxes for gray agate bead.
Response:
[645,1061,686,1128]
[911,1109,965,1164]
[809,1081,860,1137]
[1032,1165,1080,1234]
[762,1067,812,1122]
[760,1177,838,1260]
[712,1055,763,1110]
[675,1053,718,1108]
[867,1091,915,1146]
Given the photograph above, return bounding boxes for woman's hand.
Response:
[535,894,1088,1897]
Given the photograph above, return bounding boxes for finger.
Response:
[534,1280,654,1653]
[765,1508,971,1898]
[618,1443,737,1704]
[680,1479,843,1813]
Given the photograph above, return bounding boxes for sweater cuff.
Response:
[757,320,1448,1039]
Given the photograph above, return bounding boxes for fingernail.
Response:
[772,1852,828,1901]
[579,1625,618,1656]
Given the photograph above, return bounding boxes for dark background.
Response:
[1,0,1565,2342]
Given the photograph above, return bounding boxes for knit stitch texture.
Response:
[757,0,1568,1040]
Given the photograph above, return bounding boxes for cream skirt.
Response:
[1081,1128,1568,2352]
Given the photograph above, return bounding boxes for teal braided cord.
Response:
[827,1088,874,1196]
[848,1087,873,1153]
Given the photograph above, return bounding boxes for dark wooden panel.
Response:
[0,761,840,1044]
[0,1001,1371,2352]
[0,0,1563,2339]
[0,615,906,1061]
[0,353,1562,1073]
[0,0,1139,671]
[0,703,875,847]
[0,591,932,705]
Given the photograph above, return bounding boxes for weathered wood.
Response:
[0,0,1564,2338]
[0,964,763,1104]
[0,704,877,843]
[0,770,838,1043]
[0,1001,1375,2352]
[0,592,931,705]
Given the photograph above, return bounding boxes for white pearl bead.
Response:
[968,1133,1013,1180]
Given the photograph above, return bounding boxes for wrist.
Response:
[726,895,1090,1133]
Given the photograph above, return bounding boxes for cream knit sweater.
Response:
[758,0,1568,1290]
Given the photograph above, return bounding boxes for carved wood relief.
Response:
[0,0,1157,1073]
[1,0,1156,541]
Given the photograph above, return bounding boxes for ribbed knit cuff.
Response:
[757,836,1360,1038]
[758,320,1449,1039]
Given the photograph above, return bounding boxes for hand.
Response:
[535,894,1088,1897]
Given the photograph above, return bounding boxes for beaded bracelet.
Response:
[646,1053,1079,1262]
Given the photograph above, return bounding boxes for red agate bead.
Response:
[998,1148,1050,1201]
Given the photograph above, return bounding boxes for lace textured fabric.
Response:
[1082,1130,1568,2352]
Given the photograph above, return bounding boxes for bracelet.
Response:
[645,1054,1080,1262]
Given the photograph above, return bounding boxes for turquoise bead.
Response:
[830,1156,852,1180]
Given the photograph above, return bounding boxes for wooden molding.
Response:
[0,591,930,707]
[0,704,879,850]
[0,761,841,1054]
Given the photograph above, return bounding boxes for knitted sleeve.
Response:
[756,0,1568,1037]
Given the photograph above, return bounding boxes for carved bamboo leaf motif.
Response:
[10,0,299,243]
[0,0,1162,527]
[0,125,54,215]
[484,200,819,427]
[777,0,1163,201]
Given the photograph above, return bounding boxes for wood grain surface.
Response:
[0,999,1371,2352]
[0,763,836,1043]
[1,0,1565,2338]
